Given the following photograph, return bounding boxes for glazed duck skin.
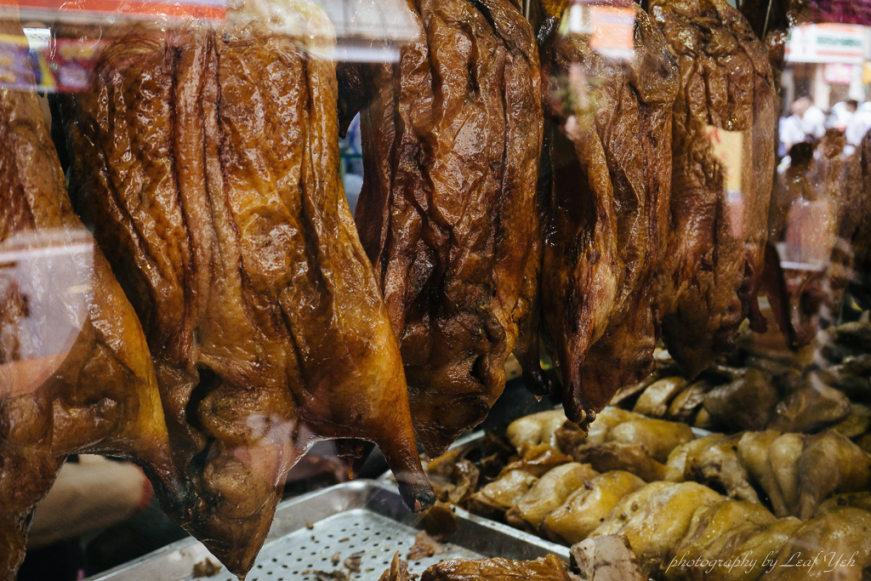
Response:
[61,3,432,575]
[651,0,777,378]
[0,16,179,580]
[342,0,545,455]
[537,3,679,424]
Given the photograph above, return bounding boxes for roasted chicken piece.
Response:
[681,435,761,503]
[634,377,690,418]
[651,0,777,378]
[466,469,538,520]
[419,555,572,581]
[538,2,679,425]
[736,430,871,519]
[556,409,688,481]
[591,481,723,576]
[543,470,646,545]
[338,0,546,456]
[583,408,644,446]
[759,508,871,581]
[702,368,779,432]
[608,418,695,463]
[60,3,432,574]
[665,500,777,581]
[794,431,871,520]
[0,16,179,579]
[816,491,871,516]
[506,462,595,531]
[667,379,713,424]
[507,410,573,450]
[499,443,572,478]
[571,442,680,483]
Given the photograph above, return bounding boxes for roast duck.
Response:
[536,0,679,425]
[56,0,437,574]
[336,0,547,455]
[0,16,180,579]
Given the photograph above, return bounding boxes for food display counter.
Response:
[2,0,871,578]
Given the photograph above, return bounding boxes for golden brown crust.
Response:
[0,16,177,580]
[538,5,679,423]
[347,0,544,455]
[61,4,431,574]
[651,0,777,377]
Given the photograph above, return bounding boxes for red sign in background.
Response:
[810,0,871,26]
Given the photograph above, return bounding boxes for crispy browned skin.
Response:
[61,5,432,575]
[344,0,545,455]
[651,0,776,378]
[764,132,863,349]
[419,555,572,581]
[0,17,178,580]
[537,5,678,424]
[852,130,871,308]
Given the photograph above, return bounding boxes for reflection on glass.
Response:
[707,125,746,241]
[564,0,635,62]
[0,229,93,398]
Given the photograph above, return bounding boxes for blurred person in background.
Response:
[847,101,871,150]
[830,99,858,131]
[781,96,826,156]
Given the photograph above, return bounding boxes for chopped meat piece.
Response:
[569,535,645,581]
[344,552,364,573]
[314,570,350,581]
[192,559,222,578]
[419,555,572,581]
[379,553,414,581]
[407,531,446,561]
[421,502,458,538]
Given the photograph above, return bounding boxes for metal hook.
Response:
[762,0,774,39]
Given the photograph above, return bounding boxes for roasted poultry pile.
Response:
[425,408,871,579]
[608,320,871,451]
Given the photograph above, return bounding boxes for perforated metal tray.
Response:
[85,480,568,581]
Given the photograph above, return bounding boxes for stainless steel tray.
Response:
[85,480,569,581]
